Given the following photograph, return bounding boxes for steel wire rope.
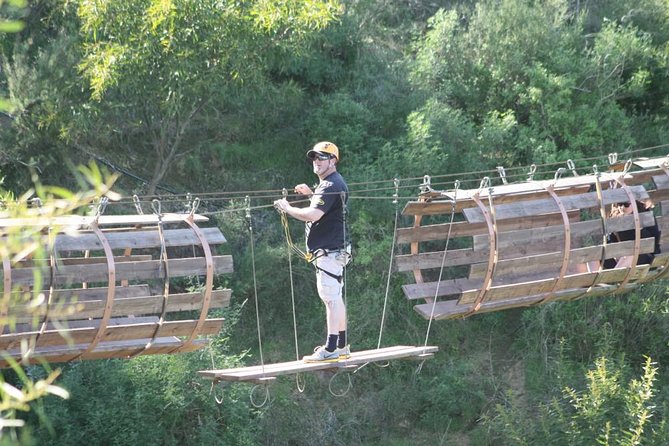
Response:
[276,189,306,392]
[208,345,226,405]
[340,190,350,360]
[328,370,352,397]
[245,196,271,407]
[353,179,402,374]
[6,144,668,211]
[415,179,461,375]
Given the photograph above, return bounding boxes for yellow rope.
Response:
[279,210,314,263]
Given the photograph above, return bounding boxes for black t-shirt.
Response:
[305,171,348,252]
[603,215,661,268]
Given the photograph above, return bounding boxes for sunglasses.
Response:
[309,153,332,161]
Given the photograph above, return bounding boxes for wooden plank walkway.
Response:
[199,345,439,383]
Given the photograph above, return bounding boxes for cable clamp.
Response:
[553,167,566,183]
[151,198,162,216]
[419,175,433,194]
[133,195,144,215]
[623,159,632,175]
[496,166,508,185]
[608,152,618,166]
[184,193,193,213]
[478,176,490,193]
[567,159,578,176]
[190,197,200,217]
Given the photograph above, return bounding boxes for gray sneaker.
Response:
[304,345,340,362]
[336,345,351,359]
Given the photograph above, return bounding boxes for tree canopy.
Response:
[3,0,669,444]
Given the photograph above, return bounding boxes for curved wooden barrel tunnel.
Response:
[397,156,669,320]
[0,213,232,366]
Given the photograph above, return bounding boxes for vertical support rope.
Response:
[131,203,169,357]
[422,180,459,350]
[356,179,402,373]
[246,196,266,377]
[340,190,349,353]
[376,178,400,350]
[280,189,305,391]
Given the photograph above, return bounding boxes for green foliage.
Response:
[5,0,669,444]
[490,356,663,446]
[71,0,344,194]
[0,163,119,442]
[31,351,256,445]
[407,0,668,172]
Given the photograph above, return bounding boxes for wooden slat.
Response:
[403,184,591,216]
[458,267,648,305]
[0,318,224,350]
[58,255,152,265]
[198,345,439,382]
[472,213,656,259]
[462,186,649,224]
[53,227,226,252]
[0,213,209,228]
[413,281,639,320]
[633,157,669,169]
[8,289,232,322]
[4,285,151,302]
[0,337,208,366]
[396,211,581,244]
[653,173,669,189]
[624,167,667,186]
[395,247,487,272]
[3,255,233,287]
[471,238,655,280]
[402,239,654,300]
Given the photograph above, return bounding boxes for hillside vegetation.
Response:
[2,0,669,444]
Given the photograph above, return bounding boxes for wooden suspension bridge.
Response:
[2,154,669,385]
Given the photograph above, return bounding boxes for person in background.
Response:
[603,199,661,269]
[274,142,350,362]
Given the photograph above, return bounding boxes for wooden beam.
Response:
[396,211,580,244]
[0,318,224,350]
[198,345,439,383]
[53,227,226,252]
[8,289,232,322]
[3,255,233,287]
[402,185,591,216]
[0,213,209,228]
[413,281,639,320]
[462,186,649,224]
[0,337,208,367]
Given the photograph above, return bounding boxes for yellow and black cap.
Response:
[307,141,339,162]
